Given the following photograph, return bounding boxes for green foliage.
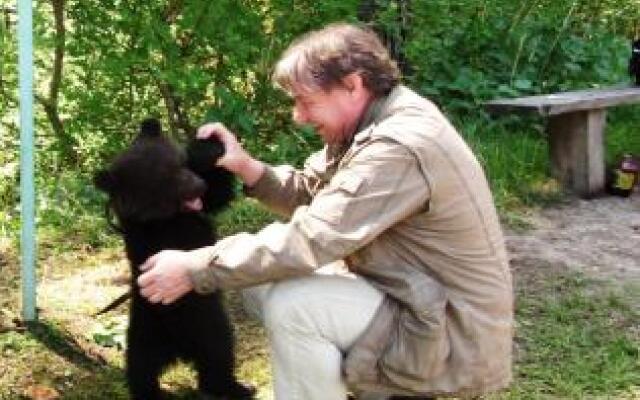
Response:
[217,198,281,236]
[36,172,118,250]
[605,105,640,165]
[0,2,18,115]
[2,0,640,239]
[405,0,638,116]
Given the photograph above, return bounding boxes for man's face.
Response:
[291,80,369,144]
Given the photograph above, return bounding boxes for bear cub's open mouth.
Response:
[183,197,203,211]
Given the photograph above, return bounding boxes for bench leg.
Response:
[547,109,606,198]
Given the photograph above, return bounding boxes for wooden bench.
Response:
[486,85,640,197]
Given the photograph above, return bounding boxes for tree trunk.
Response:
[157,81,193,138]
[357,0,412,76]
[40,0,77,164]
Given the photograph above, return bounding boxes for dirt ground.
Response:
[505,191,640,295]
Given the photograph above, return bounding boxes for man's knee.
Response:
[261,280,314,335]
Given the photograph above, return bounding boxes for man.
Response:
[138,23,513,400]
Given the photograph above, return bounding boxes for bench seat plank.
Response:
[486,86,640,116]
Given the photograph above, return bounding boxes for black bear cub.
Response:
[94,118,254,400]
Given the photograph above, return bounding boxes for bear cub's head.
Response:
[94,118,232,224]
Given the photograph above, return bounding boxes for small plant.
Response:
[91,315,127,350]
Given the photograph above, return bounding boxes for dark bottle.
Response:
[630,39,640,86]
[606,154,639,197]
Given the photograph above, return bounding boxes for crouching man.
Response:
[138,22,513,400]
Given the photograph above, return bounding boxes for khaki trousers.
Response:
[242,265,384,400]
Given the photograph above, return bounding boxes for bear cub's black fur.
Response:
[94,118,253,400]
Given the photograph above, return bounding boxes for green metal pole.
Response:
[18,0,36,321]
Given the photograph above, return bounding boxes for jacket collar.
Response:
[355,84,405,133]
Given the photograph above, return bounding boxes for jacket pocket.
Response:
[380,274,450,388]
[308,171,365,225]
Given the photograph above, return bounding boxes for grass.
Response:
[492,265,640,399]
[0,234,273,399]
[0,320,128,399]
[458,114,564,213]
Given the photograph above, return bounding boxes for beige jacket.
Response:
[189,86,513,397]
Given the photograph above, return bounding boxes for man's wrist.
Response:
[187,264,219,293]
[239,157,266,187]
[186,247,219,294]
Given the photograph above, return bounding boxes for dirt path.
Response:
[506,193,640,288]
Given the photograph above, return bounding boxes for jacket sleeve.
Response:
[188,138,431,291]
[243,149,328,217]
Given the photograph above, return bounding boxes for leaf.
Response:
[237,114,255,135]
[91,317,127,349]
[564,62,582,73]
[497,84,519,97]
[514,79,533,90]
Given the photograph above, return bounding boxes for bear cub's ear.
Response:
[186,137,225,174]
[94,169,116,193]
[140,118,163,137]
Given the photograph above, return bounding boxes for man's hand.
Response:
[137,250,196,304]
[197,122,265,186]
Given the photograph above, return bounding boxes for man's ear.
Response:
[341,72,369,101]
[341,72,363,93]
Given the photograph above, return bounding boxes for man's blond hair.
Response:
[273,23,400,96]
